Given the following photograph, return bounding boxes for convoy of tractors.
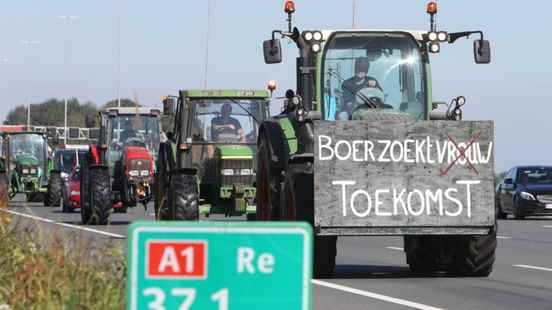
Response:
[0,2,500,278]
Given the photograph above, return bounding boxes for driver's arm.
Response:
[238,128,245,143]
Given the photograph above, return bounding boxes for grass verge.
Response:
[0,212,126,309]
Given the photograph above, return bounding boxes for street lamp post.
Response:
[20,40,41,128]
[58,15,78,144]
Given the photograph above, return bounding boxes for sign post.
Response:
[128,221,312,310]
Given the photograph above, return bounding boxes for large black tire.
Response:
[281,164,336,277]
[83,167,111,225]
[313,236,337,278]
[27,193,44,203]
[155,143,170,220]
[45,172,62,207]
[80,156,92,224]
[445,226,497,277]
[165,172,198,221]
[404,236,443,273]
[121,176,136,208]
[256,136,281,221]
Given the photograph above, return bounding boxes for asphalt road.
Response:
[3,197,552,310]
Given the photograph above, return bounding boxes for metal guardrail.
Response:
[0,125,99,141]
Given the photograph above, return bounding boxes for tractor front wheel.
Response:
[404,236,444,273]
[45,172,62,207]
[313,236,337,278]
[27,193,44,203]
[82,167,111,225]
[166,172,198,221]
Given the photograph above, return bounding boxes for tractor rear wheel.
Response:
[256,136,281,221]
[166,172,198,221]
[155,143,170,220]
[404,236,444,273]
[45,172,62,207]
[445,226,497,277]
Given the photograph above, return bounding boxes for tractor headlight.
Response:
[429,42,440,53]
[303,31,313,41]
[22,168,29,175]
[520,192,536,201]
[437,31,448,42]
[240,169,253,176]
[221,169,234,176]
[428,31,438,41]
[129,170,140,177]
[311,43,321,53]
[140,170,149,177]
[313,31,323,41]
[30,168,37,174]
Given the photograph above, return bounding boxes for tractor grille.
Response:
[221,159,254,185]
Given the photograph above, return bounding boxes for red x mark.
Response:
[440,131,482,176]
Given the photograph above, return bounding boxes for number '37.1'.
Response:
[143,287,228,310]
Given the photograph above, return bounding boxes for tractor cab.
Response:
[2,132,49,201]
[157,90,270,220]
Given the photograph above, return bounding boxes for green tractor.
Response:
[156,90,270,221]
[2,132,50,202]
[257,1,496,277]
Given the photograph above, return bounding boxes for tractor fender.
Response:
[89,144,100,165]
[258,120,289,172]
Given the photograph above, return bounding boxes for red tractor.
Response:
[80,107,161,225]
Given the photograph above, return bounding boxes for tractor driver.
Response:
[211,103,245,143]
[341,57,382,111]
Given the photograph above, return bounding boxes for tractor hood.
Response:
[216,145,253,159]
[15,154,40,167]
[124,146,153,161]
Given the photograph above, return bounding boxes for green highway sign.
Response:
[128,221,312,310]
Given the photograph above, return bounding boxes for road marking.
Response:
[312,280,445,310]
[497,236,511,239]
[513,264,552,272]
[0,209,125,239]
[386,246,404,251]
[542,225,552,229]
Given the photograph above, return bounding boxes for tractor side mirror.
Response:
[263,39,282,64]
[504,178,513,185]
[162,97,176,115]
[474,39,491,64]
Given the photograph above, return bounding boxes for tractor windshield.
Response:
[8,133,47,171]
[322,32,426,120]
[192,99,262,144]
[54,149,88,174]
[107,115,160,162]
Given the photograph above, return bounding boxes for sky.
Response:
[1,0,551,172]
